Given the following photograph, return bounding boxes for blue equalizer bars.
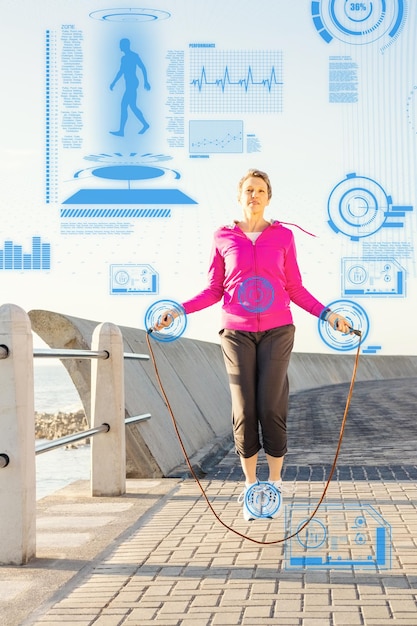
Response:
[0,237,51,271]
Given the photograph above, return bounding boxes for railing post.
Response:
[0,304,36,564]
[90,322,125,496]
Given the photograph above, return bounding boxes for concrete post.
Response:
[90,322,125,496]
[0,304,36,565]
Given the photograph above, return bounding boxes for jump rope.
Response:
[145,325,362,546]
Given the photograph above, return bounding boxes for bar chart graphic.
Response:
[0,237,51,271]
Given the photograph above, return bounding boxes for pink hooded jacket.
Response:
[182,221,326,332]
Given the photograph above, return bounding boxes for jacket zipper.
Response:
[251,237,261,332]
[236,225,269,332]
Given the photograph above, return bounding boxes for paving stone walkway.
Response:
[1,378,417,626]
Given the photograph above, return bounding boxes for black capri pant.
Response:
[220,325,295,458]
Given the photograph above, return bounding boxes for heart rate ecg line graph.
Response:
[190,50,283,114]
[192,65,280,94]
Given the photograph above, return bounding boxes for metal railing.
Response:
[33,348,150,360]
[0,454,10,468]
[4,344,152,457]
[33,348,110,360]
[31,348,151,456]
[0,303,152,565]
[35,413,151,454]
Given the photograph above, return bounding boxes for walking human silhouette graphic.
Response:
[110,38,151,137]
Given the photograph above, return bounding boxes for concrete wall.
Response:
[29,310,232,478]
[288,351,417,392]
[29,310,417,478]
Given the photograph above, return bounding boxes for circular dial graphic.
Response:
[238,276,275,313]
[328,175,390,239]
[144,300,187,342]
[114,270,130,285]
[311,1,405,45]
[318,299,369,351]
[296,519,327,549]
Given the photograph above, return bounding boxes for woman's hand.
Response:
[152,309,179,331]
[327,312,354,334]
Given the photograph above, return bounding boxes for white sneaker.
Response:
[238,482,259,521]
[238,481,283,520]
[266,480,283,519]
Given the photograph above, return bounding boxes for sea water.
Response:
[34,361,90,499]
[36,442,91,500]
[34,361,83,414]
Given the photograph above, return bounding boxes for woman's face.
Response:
[239,176,270,216]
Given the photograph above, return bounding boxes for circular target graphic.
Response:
[347,264,368,286]
[318,299,369,351]
[245,482,282,519]
[311,1,405,45]
[328,175,389,239]
[114,270,130,285]
[144,300,187,342]
[238,276,274,313]
[296,519,327,549]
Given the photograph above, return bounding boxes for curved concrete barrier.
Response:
[29,310,232,478]
[288,351,417,392]
[29,309,417,478]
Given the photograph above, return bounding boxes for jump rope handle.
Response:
[332,316,362,337]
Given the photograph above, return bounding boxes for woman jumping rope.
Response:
[155,169,352,521]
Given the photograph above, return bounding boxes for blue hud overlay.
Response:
[285,503,391,570]
[110,264,158,295]
[0,237,51,271]
[144,299,187,342]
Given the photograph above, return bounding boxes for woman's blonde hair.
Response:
[238,169,272,200]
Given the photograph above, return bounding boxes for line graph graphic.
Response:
[190,50,283,114]
[192,65,280,94]
[189,120,243,154]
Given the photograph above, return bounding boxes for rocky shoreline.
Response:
[35,410,88,442]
